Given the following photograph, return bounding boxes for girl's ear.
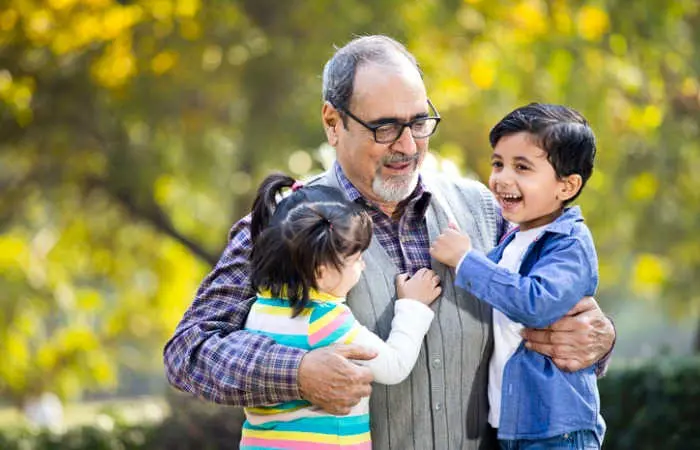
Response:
[314,264,329,291]
[557,174,583,202]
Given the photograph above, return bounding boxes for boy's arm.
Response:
[456,236,596,329]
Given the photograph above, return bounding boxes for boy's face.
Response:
[488,132,580,231]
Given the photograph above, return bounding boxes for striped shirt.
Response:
[240,288,434,449]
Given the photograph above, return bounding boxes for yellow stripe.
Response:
[342,325,360,344]
[308,305,346,334]
[246,405,306,415]
[259,287,344,303]
[243,428,370,444]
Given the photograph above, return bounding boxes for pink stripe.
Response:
[241,437,371,450]
[308,309,351,346]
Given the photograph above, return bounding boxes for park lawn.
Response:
[0,396,168,430]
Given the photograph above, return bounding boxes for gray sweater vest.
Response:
[312,169,500,450]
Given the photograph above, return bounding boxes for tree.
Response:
[1,0,699,408]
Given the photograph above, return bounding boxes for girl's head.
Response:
[250,173,373,316]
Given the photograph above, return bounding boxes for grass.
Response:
[0,396,169,430]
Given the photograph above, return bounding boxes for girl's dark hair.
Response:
[250,173,373,316]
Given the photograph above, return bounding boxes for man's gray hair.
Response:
[322,35,421,114]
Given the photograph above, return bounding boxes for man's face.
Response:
[327,61,430,205]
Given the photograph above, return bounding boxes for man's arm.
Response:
[163,215,376,411]
[163,215,307,405]
[521,297,615,375]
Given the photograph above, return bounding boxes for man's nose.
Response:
[390,126,418,155]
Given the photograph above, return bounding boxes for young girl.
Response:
[239,173,442,450]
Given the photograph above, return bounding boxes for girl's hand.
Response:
[396,268,441,306]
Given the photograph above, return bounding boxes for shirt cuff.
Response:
[260,344,307,404]
[455,249,473,274]
[594,315,616,377]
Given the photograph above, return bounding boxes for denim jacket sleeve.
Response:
[455,235,596,329]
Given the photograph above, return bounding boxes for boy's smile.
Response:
[489,132,576,231]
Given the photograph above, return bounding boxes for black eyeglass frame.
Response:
[333,99,441,144]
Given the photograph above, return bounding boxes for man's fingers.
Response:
[551,357,587,373]
[396,273,409,284]
[565,296,598,316]
[332,344,377,361]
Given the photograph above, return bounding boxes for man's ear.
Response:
[558,174,583,202]
[322,102,340,146]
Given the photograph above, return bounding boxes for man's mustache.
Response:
[381,153,419,165]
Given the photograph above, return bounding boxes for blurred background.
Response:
[1,0,699,448]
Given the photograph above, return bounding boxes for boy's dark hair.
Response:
[250,173,372,317]
[489,103,596,204]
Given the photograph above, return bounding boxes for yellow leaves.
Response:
[25,9,54,44]
[0,8,19,31]
[101,5,144,40]
[175,0,200,18]
[47,0,77,11]
[469,43,497,90]
[627,172,658,201]
[151,50,178,75]
[628,105,664,133]
[470,58,496,90]
[0,234,28,270]
[576,5,609,41]
[91,35,137,89]
[632,253,668,296]
[0,71,34,125]
[510,0,547,39]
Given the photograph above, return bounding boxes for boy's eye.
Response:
[515,164,530,171]
[491,161,503,168]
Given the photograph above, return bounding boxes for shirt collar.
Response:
[543,205,585,236]
[332,161,432,217]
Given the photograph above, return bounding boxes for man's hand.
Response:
[298,344,376,415]
[521,297,615,372]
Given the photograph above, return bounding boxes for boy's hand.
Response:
[396,268,441,306]
[430,223,472,268]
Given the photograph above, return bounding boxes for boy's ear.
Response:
[557,174,583,202]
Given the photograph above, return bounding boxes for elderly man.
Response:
[164,35,615,449]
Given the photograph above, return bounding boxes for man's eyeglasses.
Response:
[334,99,441,144]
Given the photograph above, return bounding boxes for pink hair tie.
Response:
[291,180,304,192]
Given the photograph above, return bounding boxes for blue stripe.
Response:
[244,414,370,435]
[247,329,311,350]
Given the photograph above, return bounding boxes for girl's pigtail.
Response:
[250,173,296,242]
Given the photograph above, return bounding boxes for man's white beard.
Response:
[372,171,419,203]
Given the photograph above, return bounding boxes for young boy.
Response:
[430,103,605,449]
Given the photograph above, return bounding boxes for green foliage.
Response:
[1,0,699,404]
[599,357,700,449]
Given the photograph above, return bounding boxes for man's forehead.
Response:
[350,62,427,118]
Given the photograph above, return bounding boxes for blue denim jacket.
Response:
[455,206,605,444]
